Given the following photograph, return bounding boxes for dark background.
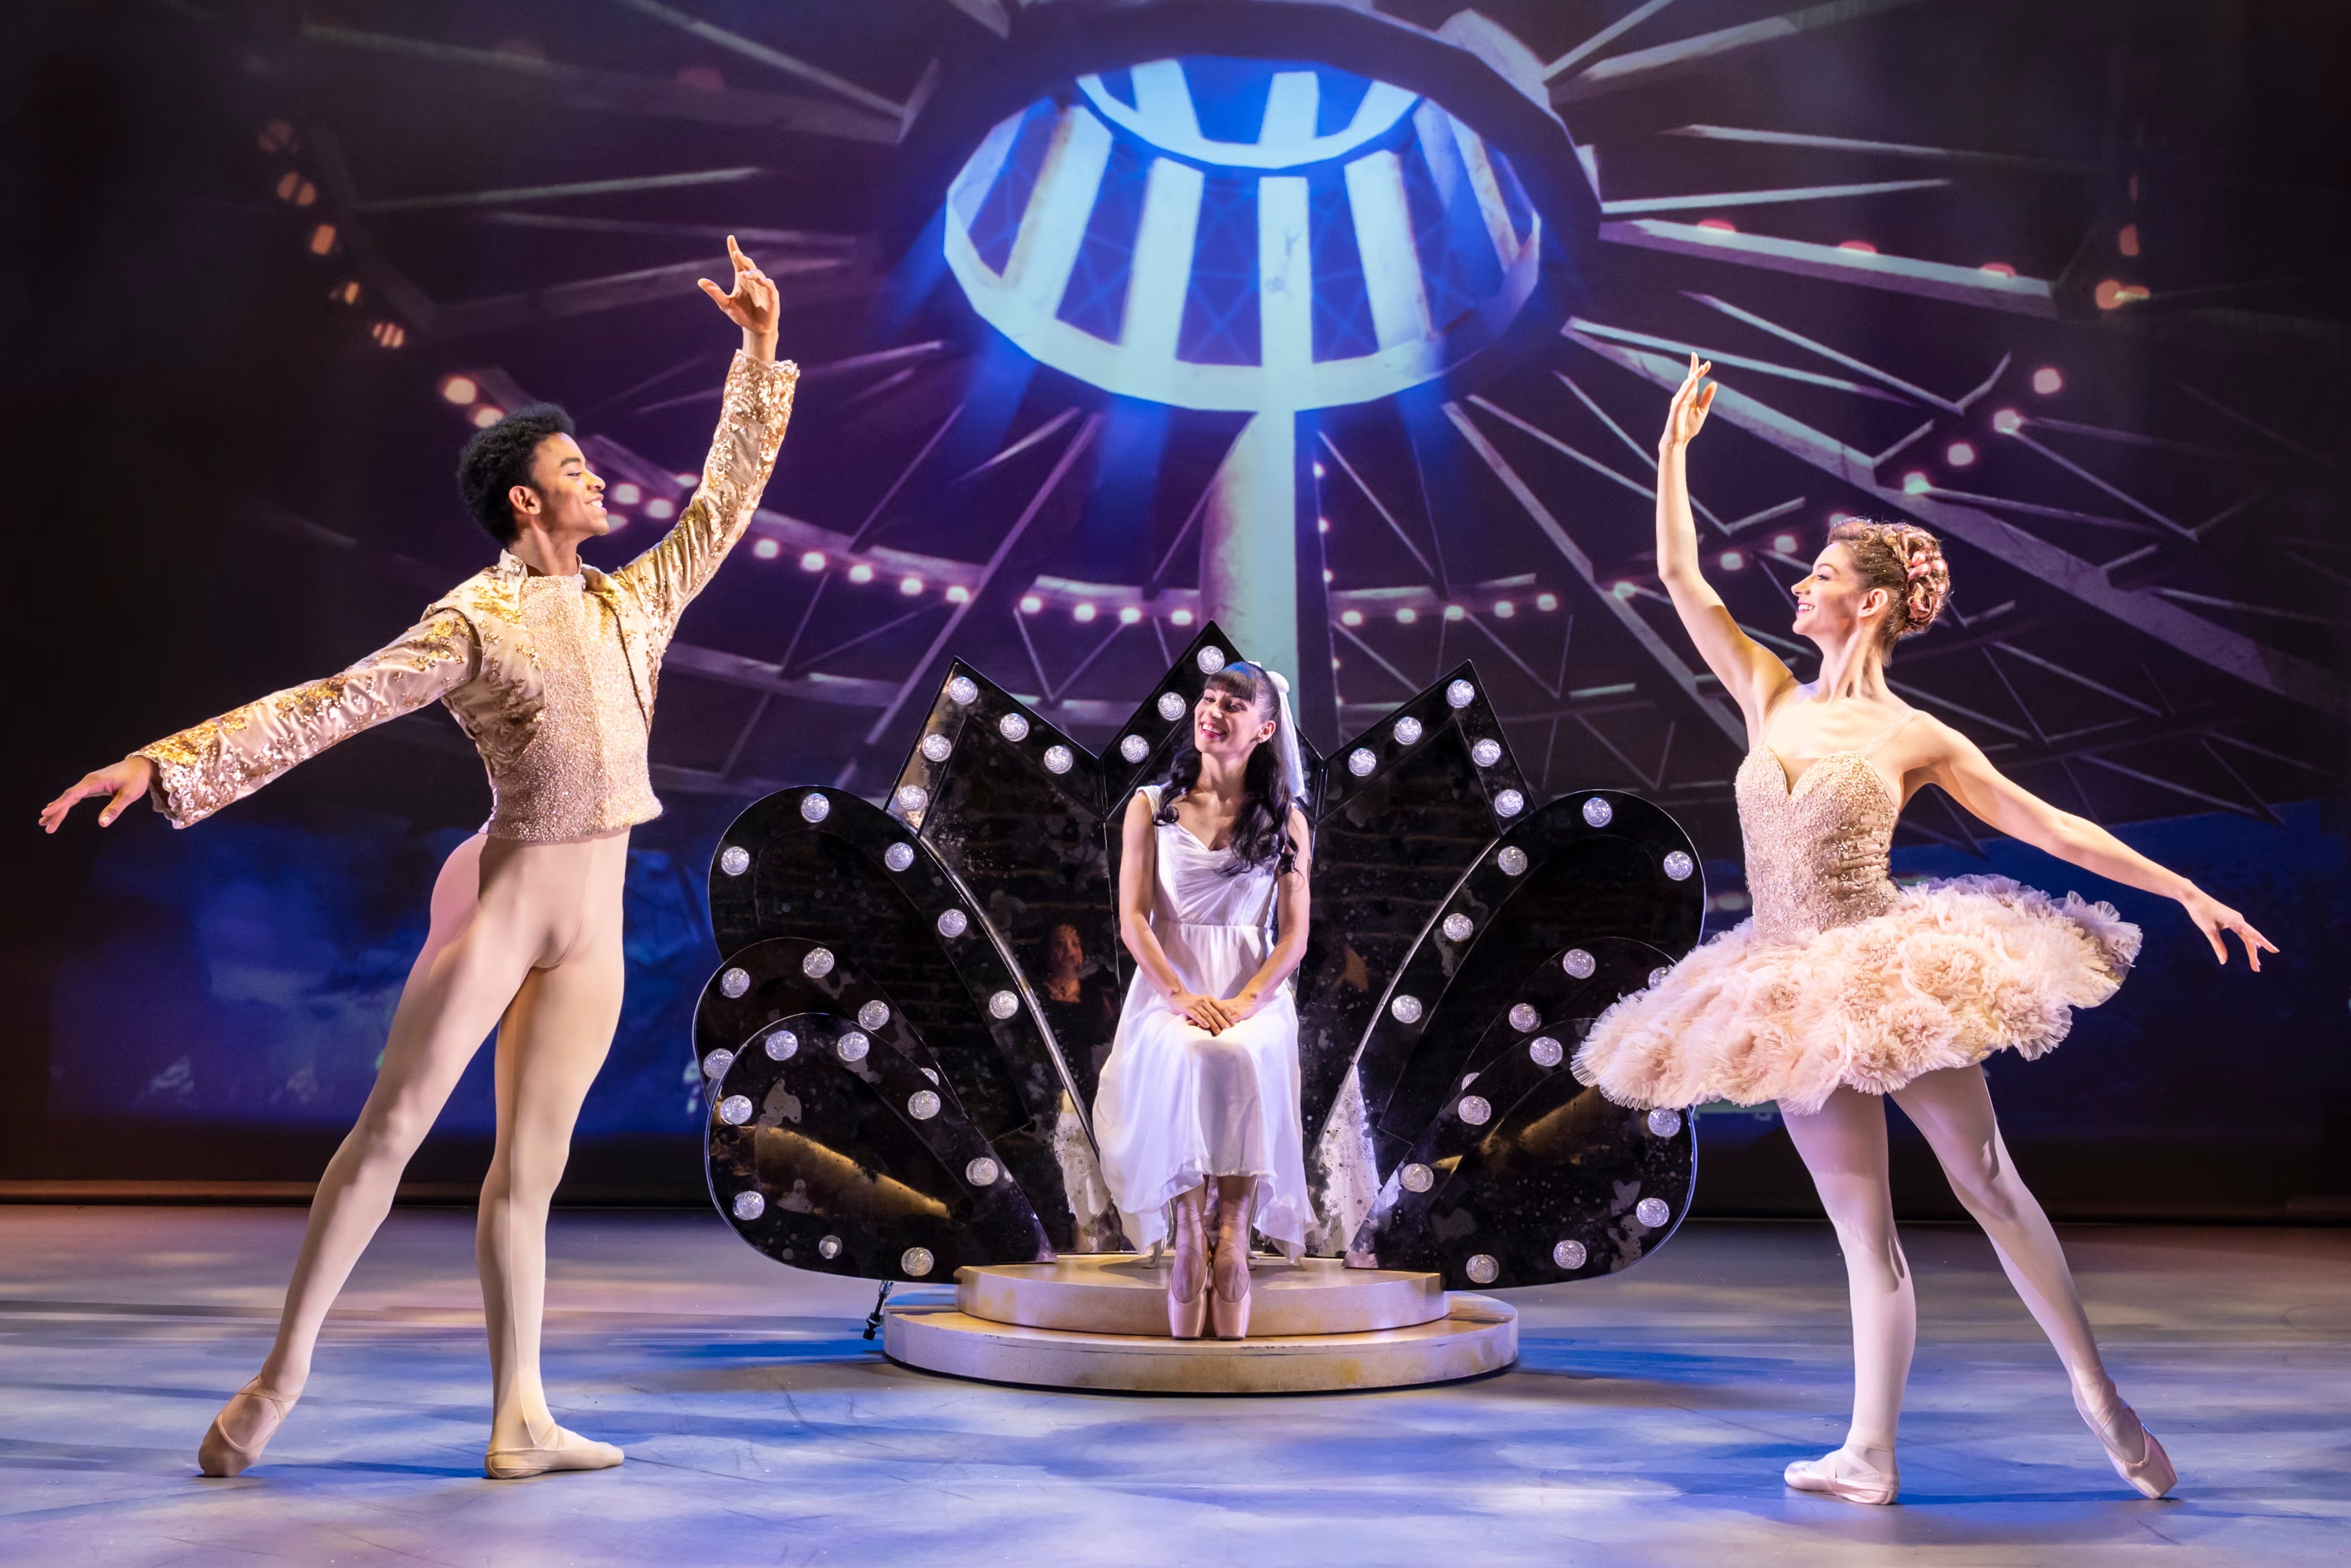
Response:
[3,0,2346,1219]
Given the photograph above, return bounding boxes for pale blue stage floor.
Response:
[1,1207,2344,1567]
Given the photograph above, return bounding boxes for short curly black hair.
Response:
[455,403,576,545]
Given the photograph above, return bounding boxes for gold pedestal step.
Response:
[881,1254,1516,1394]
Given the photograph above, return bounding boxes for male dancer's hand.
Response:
[39,755,154,833]
[698,235,780,361]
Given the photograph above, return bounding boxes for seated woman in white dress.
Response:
[1093,661,1314,1340]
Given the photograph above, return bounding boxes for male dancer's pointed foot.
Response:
[485,1424,624,1480]
[2074,1384,2176,1498]
[197,1380,299,1477]
[1784,1447,1899,1506]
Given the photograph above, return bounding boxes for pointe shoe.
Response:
[1784,1449,1900,1506]
[1167,1221,1209,1339]
[484,1423,625,1480]
[2074,1384,2177,1499]
[1168,1275,1209,1339]
[197,1380,298,1478]
[1209,1234,1252,1341]
[1209,1269,1252,1340]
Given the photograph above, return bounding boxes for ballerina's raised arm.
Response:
[1652,352,1798,740]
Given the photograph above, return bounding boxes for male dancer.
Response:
[39,238,796,1479]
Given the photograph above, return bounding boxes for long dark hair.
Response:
[1153,661,1301,877]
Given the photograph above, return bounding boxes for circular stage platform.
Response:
[882,1254,1517,1393]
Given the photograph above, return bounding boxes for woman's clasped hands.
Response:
[1171,987,1268,1035]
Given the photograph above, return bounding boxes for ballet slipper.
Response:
[197,1379,298,1478]
[2073,1384,2176,1499]
[484,1423,624,1480]
[1784,1448,1900,1506]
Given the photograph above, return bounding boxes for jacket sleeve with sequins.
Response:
[611,350,799,637]
[136,610,481,829]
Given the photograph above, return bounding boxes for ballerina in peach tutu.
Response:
[1574,354,2275,1506]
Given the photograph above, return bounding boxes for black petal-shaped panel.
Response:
[886,660,1123,1111]
[1351,1010,1697,1291]
[1355,791,1706,1172]
[700,938,1055,1281]
[1296,664,1529,1146]
[706,787,1092,1250]
[1354,930,1696,1287]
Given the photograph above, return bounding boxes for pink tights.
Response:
[1780,1065,2124,1467]
[247,829,629,1450]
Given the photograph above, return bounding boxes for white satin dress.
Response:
[1092,786,1312,1257]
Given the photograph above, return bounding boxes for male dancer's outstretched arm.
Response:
[39,235,789,836]
[36,599,477,832]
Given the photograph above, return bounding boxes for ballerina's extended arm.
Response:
[1916,717,2276,969]
[1219,807,1312,1025]
[1118,790,1237,1035]
[1654,353,1798,733]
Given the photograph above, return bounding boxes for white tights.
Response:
[1780,1065,2122,1466]
[251,828,630,1449]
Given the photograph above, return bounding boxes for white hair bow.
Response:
[1262,668,1307,800]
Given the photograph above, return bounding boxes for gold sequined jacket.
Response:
[138,350,799,831]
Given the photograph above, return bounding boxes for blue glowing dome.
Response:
[944,56,1545,413]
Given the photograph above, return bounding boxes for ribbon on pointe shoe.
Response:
[2073,1384,2177,1499]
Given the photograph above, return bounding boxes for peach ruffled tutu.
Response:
[1573,874,2141,1115]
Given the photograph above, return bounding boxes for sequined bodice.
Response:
[1734,716,1913,945]
[487,575,662,842]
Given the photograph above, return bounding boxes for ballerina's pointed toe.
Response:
[197,1381,298,1478]
[1167,1226,1210,1339]
[1209,1274,1252,1340]
[1784,1451,1900,1506]
[1208,1199,1255,1340]
[484,1425,625,1480]
[2075,1386,2177,1498]
[1168,1276,1209,1339]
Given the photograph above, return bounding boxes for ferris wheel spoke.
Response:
[1598,219,2058,316]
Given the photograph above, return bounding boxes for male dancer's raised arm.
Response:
[615,236,795,633]
[40,236,794,836]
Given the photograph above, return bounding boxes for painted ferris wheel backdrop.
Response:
[239,0,2340,857]
[941,52,1546,412]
